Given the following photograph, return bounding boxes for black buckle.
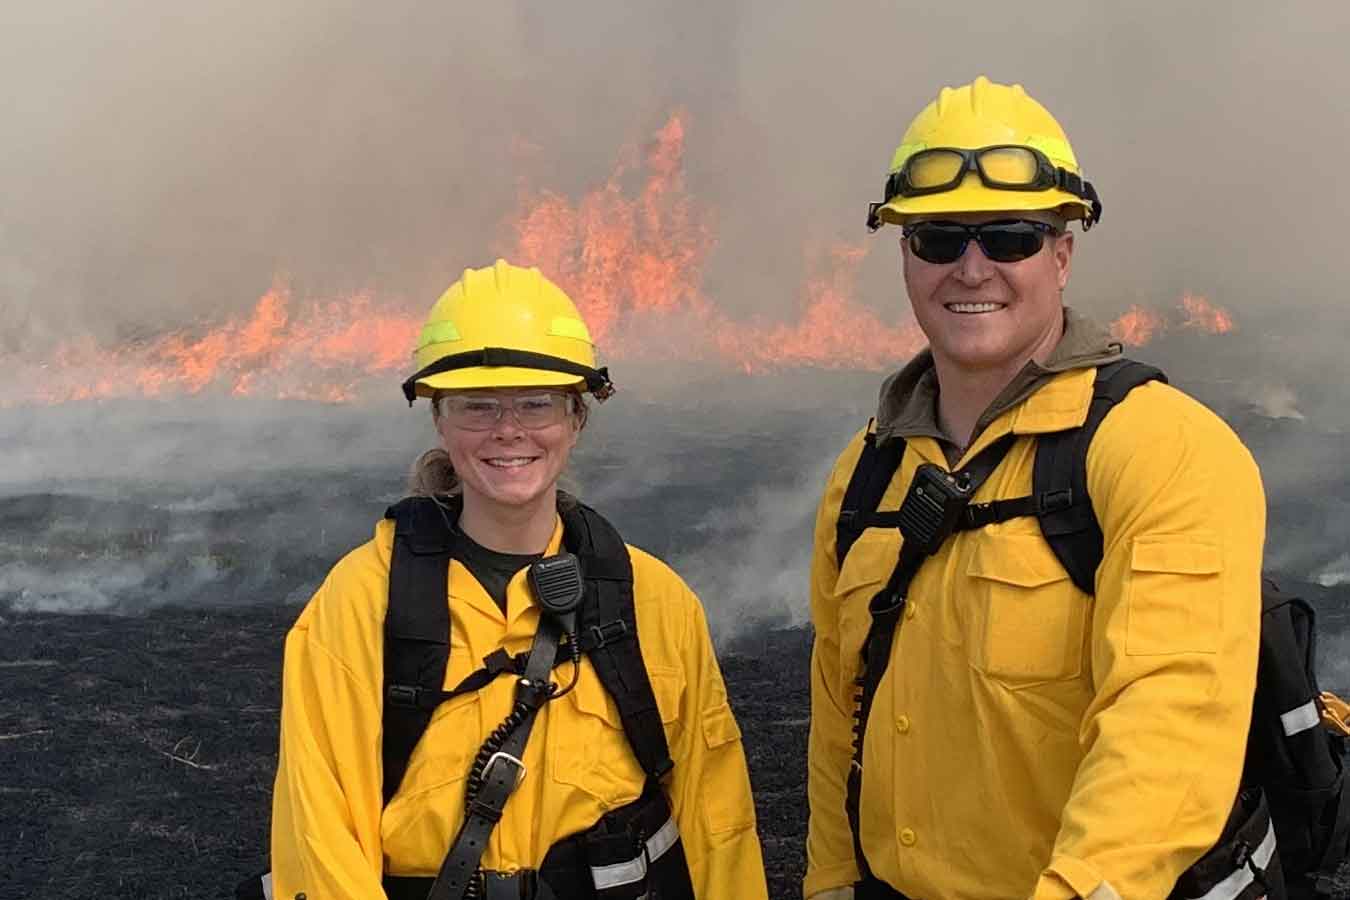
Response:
[1038,489,1073,513]
[386,684,423,709]
[482,648,514,675]
[866,201,883,232]
[589,620,629,649]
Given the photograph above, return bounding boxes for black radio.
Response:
[896,463,974,556]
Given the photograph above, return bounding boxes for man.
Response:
[805,76,1265,899]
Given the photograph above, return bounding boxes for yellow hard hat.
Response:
[401,260,614,404]
[867,76,1101,230]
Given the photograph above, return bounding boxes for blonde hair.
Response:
[406,389,590,500]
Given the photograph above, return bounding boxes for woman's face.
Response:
[435,388,581,512]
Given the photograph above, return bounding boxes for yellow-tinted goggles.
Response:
[868,145,1101,229]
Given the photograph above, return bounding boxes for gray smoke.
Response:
[3,1,1350,679]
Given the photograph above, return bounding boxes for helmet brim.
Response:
[411,367,587,399]
[875,185,1090,227]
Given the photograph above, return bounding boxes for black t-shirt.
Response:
[452,529,543,612]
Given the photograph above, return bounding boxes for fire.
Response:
[1108,294,1236,348]
[1180,292,1235,334]
[14,284,421,407]
[6,112,1236,408]
[1110,305,1165,348]
[508,111,715,351]
[720,244,925,372]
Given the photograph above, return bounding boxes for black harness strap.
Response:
[426,618,563,900]
[836,425,909,570]
[564,503,675,782]
[384,498,458,805]
[1033,359,1164,594]
[847,434,1016,884]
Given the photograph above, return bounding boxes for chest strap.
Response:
[425,615,563,900]
[848,434,1015,884]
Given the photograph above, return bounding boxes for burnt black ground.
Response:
[4,589,1349,899]
[0,606,812,900]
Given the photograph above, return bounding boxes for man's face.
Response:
[901,210,1074,374]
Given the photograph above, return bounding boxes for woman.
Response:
[267,260,767,900]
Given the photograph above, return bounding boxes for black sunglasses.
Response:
[901,219,1059,265]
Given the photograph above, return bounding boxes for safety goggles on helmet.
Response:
[901,219,1059,265]
[867,145,1102,231]
[436,390,577,431]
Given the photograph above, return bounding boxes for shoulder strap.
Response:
[562,501,675,781]
[1034,359,1166,595]
[836,424,909,570]
[847,434,1017,880]
[381,496,458,807]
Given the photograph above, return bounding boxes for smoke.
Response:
[4,2,1349,348]
[4,0,1350,659]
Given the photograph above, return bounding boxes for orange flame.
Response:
[14,284,421,407]
[6,111,1236,408]
[1108,294,1237,348]
[1181,292,1235,334]
[507,109,715,354]
[719,244,925,372]
[1110,305,1165,347]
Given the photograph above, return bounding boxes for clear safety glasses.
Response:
[901,219,1059,265]
[437,391,576,431]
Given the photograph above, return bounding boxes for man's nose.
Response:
[953,237,996,285]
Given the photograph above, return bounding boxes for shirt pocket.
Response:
[699,702,755,835]
[380,691,481,861]
[548,666,677,806]
[967,531,1088,688]
[1126,534,1223,655]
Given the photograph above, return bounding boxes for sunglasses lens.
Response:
[906,149,967,191]
[907,226,968,264]
[978,223,1046,262]
[977,146,1041,187]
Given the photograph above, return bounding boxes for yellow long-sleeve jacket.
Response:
[806,362,1265,899]
[271,515,767,900]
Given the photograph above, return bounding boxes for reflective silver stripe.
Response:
[1195,820,1277,900]
[589,816,680,890]
[645,816,680,862]
[261,872,274,900]
[1281,699,1321,736]
[591,855,648,891]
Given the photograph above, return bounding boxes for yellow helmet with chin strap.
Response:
[867,76,1101,231]
[401,259,614,404]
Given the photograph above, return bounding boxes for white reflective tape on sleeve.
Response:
[262,872,274,900]
[1195,820,1276,900]
[589,817,681,890]
[1282,699,1321,736]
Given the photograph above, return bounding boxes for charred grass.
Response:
[0,606,810,900]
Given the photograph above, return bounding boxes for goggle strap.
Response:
[402,348,614,405]
[1054,168,1103,227]
[869,149,1104,230]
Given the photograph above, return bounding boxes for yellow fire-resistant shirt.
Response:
[806,367,1265,900]
[271,515,767,900]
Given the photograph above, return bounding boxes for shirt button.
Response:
[900,828,917,847]
[904,601,917,620]
[895,715,911,734]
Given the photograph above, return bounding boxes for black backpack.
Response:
[837,359,1350,900]
[239,495,694,900]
